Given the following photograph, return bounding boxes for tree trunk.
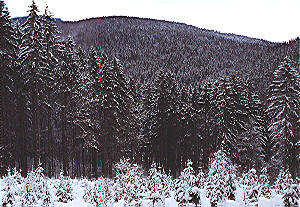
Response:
[62,105,68,175]
[47,107,52,177]
[17,94,28,177]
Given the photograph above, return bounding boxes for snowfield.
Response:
[0,177,289,206]
[1,158,299,207]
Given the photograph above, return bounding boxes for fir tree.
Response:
[274,169,294,195]
[113,159,144,205]
[82,179,95,205]
[205,150,237,206]
[40,5,60,176]
[21,171,38,206]
[180,86,201,170]
[175,160,201,206]
[267,57,300,178]
[195,168,206,189]
[19,0,50,168]
[197,83,218,170]
[0,0,18,177]
[55,171,74,203]
[146,69,181,177]
[214,76,248,164]
[56,37,79,175]
[148,163,167,206]
[1,168,21,206]
[240,80,266,169]
[283,184,300,207]
[11,20,29,177]
[258,167,271,198]
[241,168,259,205]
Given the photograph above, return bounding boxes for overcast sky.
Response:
[4,0,300,42]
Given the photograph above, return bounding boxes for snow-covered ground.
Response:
[0,177,295,207]
[1,157,299,206]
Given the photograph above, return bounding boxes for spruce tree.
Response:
[248,88,270,169]
[55,171,74,203]
[267,57,300,178]
[56,37,79,175]
[241,168,259,205]
[82,47,102,178]
[40,4,60,177]
[181,86,202,169]
[12,21,29,177]
[258,167,271,198]
[147,69,181,176]
[98,57,132,176]
[175,160,201,206]
[148,162,169,206]
[214,76,248,164]
[205,150,237,206]
[1,168,21,206]
[19,0,48,168]
[197,82,218,170]
[0,0,18,176]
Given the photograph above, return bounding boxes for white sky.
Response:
[4,0,300,42]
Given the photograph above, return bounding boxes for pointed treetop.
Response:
[44,4,53,17]
[28,0,39,15]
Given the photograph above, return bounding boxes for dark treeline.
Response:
[1,1,300,179]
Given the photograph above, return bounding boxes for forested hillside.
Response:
[14,16,299,97]
[2,0,300,188]
[56,17,299,96]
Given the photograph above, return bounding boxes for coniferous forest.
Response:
[1,0,300,206]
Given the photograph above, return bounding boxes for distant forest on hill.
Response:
[2,0,300,182]
[14,16,299,97]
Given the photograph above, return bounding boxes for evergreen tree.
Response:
[21,171,38,206]
[205,150,236,206]
[197,82,218,170]
[72,46,88,178]
[1,168,22,206]
[248,90,271,169]
[12,20,29,177]
[56,37,79,175]
[81,47,102,178]
[195,168,206,189]
[146,69,181,176]
[283,183,300,207]
[40,5,60,177]
[174,160,201,206]
[241,168,259,205]
[113,159,144,205]
[0,0,17,176]
[180,86,202,170]
[267,57,300,178]
[239,80,266,170]
[55,171,74,203]
[98,57,132,176]
[19,0,49,168]
[258,167,271,198]
[214,76,248,164]
[148,163,169,206]
[274,169,294,195]
[82,179,94,204]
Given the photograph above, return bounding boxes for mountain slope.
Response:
[14,16,299,93]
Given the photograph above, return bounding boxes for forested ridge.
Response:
[2,0,300,184]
